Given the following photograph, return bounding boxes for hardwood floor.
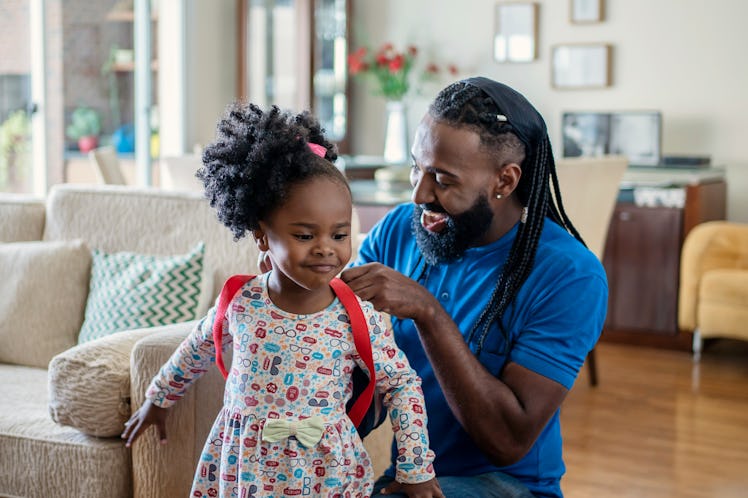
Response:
[560,340,748,497]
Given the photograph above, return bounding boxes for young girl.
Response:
[122,103,441,498]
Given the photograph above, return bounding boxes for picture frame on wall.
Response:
[494,2,539,63]
[551,44,612,89]
[570,0,604,23]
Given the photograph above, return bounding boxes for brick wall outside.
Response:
[0,0,153,189]
[0,0,31,74]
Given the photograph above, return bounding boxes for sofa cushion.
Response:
[0,239,91,368]
[77,242,205,344]
[698,269,748,339]
[42,184,262,312]
[0,364,131,498]
[48,323,193,437]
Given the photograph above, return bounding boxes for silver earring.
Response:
[520,206,528,224]
[495,193,503,200]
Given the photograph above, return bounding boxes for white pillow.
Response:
[0,239,91,368]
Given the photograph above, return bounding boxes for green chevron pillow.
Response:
[77,242,205,344]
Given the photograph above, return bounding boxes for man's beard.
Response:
[411,194,494,265]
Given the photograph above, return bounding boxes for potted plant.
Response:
[66,106,102,153]
[0,110,30,191]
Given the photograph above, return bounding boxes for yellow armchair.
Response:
[678,221,748,357]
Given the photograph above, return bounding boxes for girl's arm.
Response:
[121,305,231,446]
[354,306,436,485]
[144,306,228,407]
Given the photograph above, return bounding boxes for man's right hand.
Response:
[121,399,169,448]
[340,262,440,323]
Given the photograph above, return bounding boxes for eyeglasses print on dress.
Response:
[272,326,296,338]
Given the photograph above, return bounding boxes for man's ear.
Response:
[494,162,522,198]
[252,229,269,251]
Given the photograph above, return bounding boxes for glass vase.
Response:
[383,100,409,166]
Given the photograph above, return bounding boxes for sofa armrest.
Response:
[0,193,45,242]
[130,321,227,498]
[48,323,180,437]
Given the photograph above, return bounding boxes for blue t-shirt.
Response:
[353,203,608,498]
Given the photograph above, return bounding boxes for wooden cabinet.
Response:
[601,180,727,349]
[602,204,682,334]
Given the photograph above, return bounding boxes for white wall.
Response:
[350,0,748,222]
[159,0,237,157]
[186,1,237,151]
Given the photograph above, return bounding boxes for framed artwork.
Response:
[494,2,539,63]
[562,111,662,166]
[608,112,662,166]
[570,0,604,23]
[551,44,611,89]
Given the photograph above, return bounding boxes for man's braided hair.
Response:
[429,80,584,353]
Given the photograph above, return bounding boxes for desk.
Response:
[343,158,412,232]
[350,180,411,232]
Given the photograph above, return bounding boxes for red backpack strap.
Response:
[329,277,375,429]
[213,275,254,379]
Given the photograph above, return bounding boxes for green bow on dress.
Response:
[261,416,325,448]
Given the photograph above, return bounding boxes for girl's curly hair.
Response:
[197,102,345,239]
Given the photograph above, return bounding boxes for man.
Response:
[341,77,607,497]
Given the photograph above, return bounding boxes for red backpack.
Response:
[212,275,376,430]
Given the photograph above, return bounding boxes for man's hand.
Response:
[121,399,169,448]
[380,478,444,498]
[340,263,439,322]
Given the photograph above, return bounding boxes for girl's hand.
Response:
[120,399,169,448]
[381,478,445,498]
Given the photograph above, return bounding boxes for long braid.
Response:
[473,137,552,352]
[430,81,585,355]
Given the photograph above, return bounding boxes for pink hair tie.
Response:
[308,142,327,158]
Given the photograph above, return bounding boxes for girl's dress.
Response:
[146,273,435,498]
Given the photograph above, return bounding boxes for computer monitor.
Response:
[562,111,662,166]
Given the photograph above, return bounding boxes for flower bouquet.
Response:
[348,42,458,165]
[347,42,458,100]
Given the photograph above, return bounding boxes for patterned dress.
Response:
[147,274,435,498]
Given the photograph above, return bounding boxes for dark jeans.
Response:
[372,472,536,498]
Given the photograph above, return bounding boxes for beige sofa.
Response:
[0,184,391,498]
